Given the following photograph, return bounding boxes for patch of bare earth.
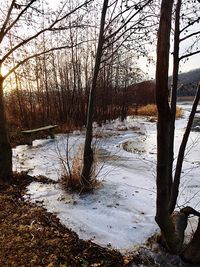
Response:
[0,174,124,267]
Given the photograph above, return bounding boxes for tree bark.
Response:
[155,0,174,231]
[155,0,186,253]
[0,74,12,183]
[81,0,109,186]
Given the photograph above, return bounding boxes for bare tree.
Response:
[156,0,200,263]
[0,0,92,183]
[81,0,109,187]
[81,0,156,187]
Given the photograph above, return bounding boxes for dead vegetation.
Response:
[132,104,183,118]
[0,173,124,267]
[59,146,101,193]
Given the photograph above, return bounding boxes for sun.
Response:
[1,65,9,77]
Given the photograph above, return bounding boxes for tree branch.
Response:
[3,0,37,39]
[180,17,200,33]
[169,82,200,214]
[179,49,200,60]
[104,0,153,42]
[180,30,200,43]
[103,15,152,51]
[3,40,92,79]
[0,0,16,43]
[1,0,92,64]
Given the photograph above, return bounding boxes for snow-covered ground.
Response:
[13,102,200,253]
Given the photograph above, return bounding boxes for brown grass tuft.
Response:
[138,104,157,116]
[176,106,183,118]
[60,146,100,193]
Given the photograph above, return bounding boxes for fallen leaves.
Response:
[0,174,123,266]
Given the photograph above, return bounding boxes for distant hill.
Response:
[126,68,199,103]
[170,68,200,96]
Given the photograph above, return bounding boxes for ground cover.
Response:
[0,174,124,267]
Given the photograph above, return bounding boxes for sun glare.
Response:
[1,66,9,77]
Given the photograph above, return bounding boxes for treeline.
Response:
[5,51,155,131]
[2,0,157,133]
[5,77,155,131]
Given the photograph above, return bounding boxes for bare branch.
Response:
[180,17,200,33]
[179,49,200,61]
[101,32,138,64]
[104,0,153,42]
[103,15,153,51]
[0,0,15,43]
[3,0,36,40]
[180,30,200,42]
[1,0,93,64]
[3,40,93,79]
[169,82,200,214]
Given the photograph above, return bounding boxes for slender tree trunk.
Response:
[0,74,12,183]
[155,0,174,230]
[81,0,109,186]
[156,0,200,258]
[168,0,181,197]
[169,82,200,213]
[155,0,184,253]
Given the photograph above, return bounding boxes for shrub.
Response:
[135,104,183,118]
[138,104,157,116]
[59,145,100,193]
[176,106,183,118]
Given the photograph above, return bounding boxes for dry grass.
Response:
[176,106,183,118]
[138,104,157,116]
[60,146,100,193]
[131,104,183,118]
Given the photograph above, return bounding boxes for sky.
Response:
[42,1,200,80]
[139,51,200,80]
[2,0,198,82]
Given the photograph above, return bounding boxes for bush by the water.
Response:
[137,104,183,118]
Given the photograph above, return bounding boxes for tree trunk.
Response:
[182,218,200,264]
[168,0,181,197]
[155,0,200,260]
[169,82,200,213]
[0,74,12,183]
[155,0,185,253]
[81,0,109,186]
[155,0,174,231]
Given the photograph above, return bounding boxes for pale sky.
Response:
[49,0,200,79]
[139,51,200,80]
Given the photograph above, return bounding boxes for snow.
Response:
[13,102,200,253]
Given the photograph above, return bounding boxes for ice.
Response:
[13,102,200,252]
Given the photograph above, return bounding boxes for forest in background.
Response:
[2,0,157,133]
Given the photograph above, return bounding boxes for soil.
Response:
[0,173,125,267]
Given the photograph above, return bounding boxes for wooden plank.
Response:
[21,125,58,134]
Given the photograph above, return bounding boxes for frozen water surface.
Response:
[13,103,200,252]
